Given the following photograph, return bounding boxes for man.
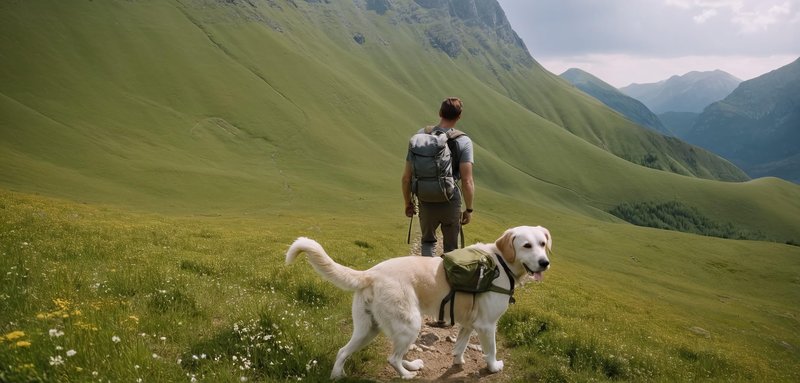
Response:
[402,97,474,256]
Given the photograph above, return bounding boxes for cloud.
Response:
[665,0,795,33]
[694,8,719,23]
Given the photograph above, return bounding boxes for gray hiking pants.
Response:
[418,196,461,257]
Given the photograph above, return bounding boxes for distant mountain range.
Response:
[620,70,741,113]
[560,68,672,135]
[685,58,800,183]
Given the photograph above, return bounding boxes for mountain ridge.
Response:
[560,67,672,135]
[620,70,741,113]
[686,57,800,182]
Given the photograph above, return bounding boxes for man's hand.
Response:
[460,210,472,225]
[405,202,416,217]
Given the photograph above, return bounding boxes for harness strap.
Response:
[494,253,516,305]
[438,290,456,326]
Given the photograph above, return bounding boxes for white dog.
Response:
[285,226,552,379]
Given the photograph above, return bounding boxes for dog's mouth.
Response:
[523,263,545,282]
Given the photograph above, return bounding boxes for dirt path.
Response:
[374,321,507,382]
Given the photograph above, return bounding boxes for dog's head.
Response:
[494,226,552,281]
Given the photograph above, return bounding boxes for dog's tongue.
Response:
[532,272,543,282]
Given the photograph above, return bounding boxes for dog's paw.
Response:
[400,370,418,380]
[487,360,504,373]
[452,354,465,365]
[403,359,424,371]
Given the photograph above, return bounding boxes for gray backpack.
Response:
[408,126,465,203]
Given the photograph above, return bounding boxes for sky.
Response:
[496,0,800,87]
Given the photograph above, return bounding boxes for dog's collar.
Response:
[491,253,516,304]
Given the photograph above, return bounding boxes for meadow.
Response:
[2,189,798,382]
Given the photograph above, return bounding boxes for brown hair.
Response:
[439,97,463,120]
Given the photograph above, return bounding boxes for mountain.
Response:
[560,68,672,135]
[658,111,699,137]
[0,0,797,244]
[620,70,741,113]
[686,57,800,183]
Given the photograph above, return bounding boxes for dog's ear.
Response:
[495,229,516,263]
[540,226,553,253]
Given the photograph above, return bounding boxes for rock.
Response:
[689,326,710,338]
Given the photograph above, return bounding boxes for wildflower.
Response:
[49,329,64,337]
[4,331,25,340]
[92,371,98,377]
[49,356,64,366]
[66,350,77,357]
[240,377,248,382]
[152,353,159,359]
[112,335,121,343]
[16,341,31,347]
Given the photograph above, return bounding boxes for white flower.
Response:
[66,349,77,357]
[112,335,121,343]
[160,336,167,341]
[152,353,159,359]
[49,355,64,366]
[49,329,64,337]
[92,371,98,377]
[240,377,248,382]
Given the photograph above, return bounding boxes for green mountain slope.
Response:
[560,68,672,135]
[687,57,800,183]
[0,0,797,245]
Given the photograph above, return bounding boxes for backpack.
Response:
[407,127,466,203]
[442,248,499,293]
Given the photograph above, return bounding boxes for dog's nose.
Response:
[539,259,550,268]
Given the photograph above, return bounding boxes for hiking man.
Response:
[402,97,474,256]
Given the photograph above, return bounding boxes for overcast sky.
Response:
[496,0,800,87]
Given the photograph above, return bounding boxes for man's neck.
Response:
[438,119,457,129]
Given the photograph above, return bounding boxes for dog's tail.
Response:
[286,237,371,291]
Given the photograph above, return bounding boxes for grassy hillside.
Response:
[1,190,798,382]
[2,0,790,238]
[1,1,800,381]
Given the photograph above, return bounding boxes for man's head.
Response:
[439,97,463,121]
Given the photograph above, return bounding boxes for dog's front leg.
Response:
[475,325,504,373]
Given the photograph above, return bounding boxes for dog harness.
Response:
[437,252,516,326]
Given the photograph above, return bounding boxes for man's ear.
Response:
[495,229,516,263]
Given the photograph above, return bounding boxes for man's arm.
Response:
[459,162,474,224]
[402,161,415,217]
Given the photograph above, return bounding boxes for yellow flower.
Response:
[54,298,70,310]
[4,331,25,340]
[16,341,31,347]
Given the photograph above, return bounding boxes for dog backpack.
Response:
[407,127,466,203]
[442,248,500,293]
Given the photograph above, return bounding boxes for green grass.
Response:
[1,1,799,381]
[1,190,798,382]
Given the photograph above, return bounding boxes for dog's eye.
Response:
[539,241,546,247]
[523,243,532,249]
